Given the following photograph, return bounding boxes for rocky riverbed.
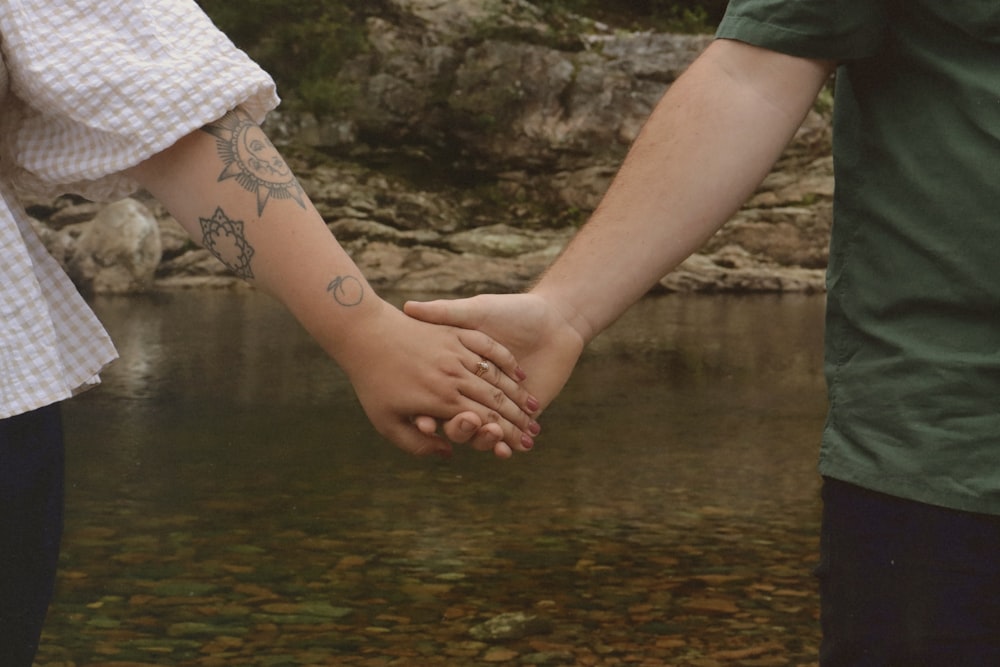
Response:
[37,291,827,666]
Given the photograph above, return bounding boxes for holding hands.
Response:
[409,41,836,457]
[128,108,543,458]
[339,298,543,458]
[407,291,587,456]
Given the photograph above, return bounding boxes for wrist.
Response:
[530,285,596,347]
[298,287,392,377]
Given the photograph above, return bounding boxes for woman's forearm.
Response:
[127,109,539,456]
[128,110,380,361]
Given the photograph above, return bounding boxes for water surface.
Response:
[39,290,827,666]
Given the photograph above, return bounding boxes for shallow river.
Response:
[38,290,828,666]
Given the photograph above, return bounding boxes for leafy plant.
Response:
[197,0,369,112]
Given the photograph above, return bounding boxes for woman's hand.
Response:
[340,299,542,458]
[405,291,586,456]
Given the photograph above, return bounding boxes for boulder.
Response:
[67,198,162,294]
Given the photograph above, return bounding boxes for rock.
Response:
[153,248,247,290]
[350,242,552,293]
[330,218,442,246]
[67,198,162,294]
[482,647,521,662]
[446,223,570,258]
[330,2,711,172]
[45,199,104,229]
[157,216,195,260]
[29,217,83,269]
[521,650,576,664]
[469,612,553,641]
[660,247,826,294]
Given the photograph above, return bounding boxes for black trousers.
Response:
[0,404,64,667]
[818,477,1000,666]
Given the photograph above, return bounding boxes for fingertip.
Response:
[469,422,503,452]
[493,442,514,459]
[520,432,535,450]
[413,415,439,435]
[441,412,484,444]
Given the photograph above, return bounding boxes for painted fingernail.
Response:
[528,421,542,436]
[526,397,540,413]
[520,434,535,449]
[516,367,528,381]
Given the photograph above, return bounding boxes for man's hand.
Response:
[406,291,586,456]
[341,299,542,458]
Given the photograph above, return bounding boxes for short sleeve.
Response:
[715,0,890,61]
[0,0,280,201]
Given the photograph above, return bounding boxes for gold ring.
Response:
[475,360,490,377]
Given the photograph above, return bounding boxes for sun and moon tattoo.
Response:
[196,109,363,306]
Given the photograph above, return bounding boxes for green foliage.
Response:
[814,82,835,117]
[197,0,369,113]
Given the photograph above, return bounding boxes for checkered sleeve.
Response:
[0,0,280,201]
[0,0,281,418]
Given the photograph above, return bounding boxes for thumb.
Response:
[413,412,485,446]
[385,422,454,459]
[403,297,479,328]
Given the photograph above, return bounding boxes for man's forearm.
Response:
[533,39,835,344]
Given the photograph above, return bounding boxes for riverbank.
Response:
[28,0,832,296]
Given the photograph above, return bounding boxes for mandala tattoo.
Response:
[200,207,255,280]
[327,275,364,307]
[201,109,307,215]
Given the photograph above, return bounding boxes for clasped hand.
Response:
[404,292,586,458]
[342,299,544,459]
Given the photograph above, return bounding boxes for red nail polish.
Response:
[520,434,534,449]
[528,422,541,436]
[516,367,527,381]
[526,397,540,413]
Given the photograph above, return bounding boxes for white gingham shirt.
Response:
[0,1,278,419]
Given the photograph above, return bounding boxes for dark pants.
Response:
[817,477,1000,666]
[0,404,65,667]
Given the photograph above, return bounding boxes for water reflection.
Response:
[40,291,827,666]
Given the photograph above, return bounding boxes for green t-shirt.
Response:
[717,1,1000,514]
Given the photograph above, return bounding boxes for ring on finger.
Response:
[475,359,490,377]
